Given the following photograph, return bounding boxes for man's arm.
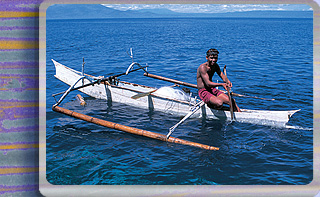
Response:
[216,65,232,88]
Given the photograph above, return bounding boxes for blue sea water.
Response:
[46,17,313,185]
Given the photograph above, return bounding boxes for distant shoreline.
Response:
[46,4,313,20]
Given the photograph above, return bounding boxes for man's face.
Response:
[206,55,218,65]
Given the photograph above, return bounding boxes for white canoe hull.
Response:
[52,60,299,127]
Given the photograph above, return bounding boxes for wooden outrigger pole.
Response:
[144,72,275,101]
[144,73,198,89]
[52,106,219,151]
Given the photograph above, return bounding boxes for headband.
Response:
[207,51,219,56]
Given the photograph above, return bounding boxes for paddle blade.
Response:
[131,89,157,99]
[223,65,227,76]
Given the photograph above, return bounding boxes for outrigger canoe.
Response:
[51,59,299,128]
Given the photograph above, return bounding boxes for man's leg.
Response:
[208,95,224,109]
[217,93,241,112]
[232,98,241,112]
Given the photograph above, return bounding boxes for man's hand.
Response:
[222,83,228,90]
[222,82,232,91]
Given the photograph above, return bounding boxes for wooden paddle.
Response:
[131,89,158,99]
[131,84,178,99]
[223,65,235,121]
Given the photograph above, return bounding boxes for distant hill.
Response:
[46,4,313,19]
[46,4,133,19]
[136,8,181,15]
[209,10,313,19]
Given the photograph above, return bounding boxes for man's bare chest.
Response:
[207,66,217,78]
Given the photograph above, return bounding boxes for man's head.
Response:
[206,48,219,65]
[206,48,219,57]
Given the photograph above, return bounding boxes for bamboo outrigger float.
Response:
[52,105,219,150]
[50,50,300,150]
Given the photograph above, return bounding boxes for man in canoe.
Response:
[197,48,241,112]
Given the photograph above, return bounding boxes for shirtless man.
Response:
[197,48,240,112]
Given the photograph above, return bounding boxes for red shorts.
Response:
[198,87,223,104]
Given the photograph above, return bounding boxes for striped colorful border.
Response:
[0,0,41,195]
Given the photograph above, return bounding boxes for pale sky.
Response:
[102,4,312,13]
